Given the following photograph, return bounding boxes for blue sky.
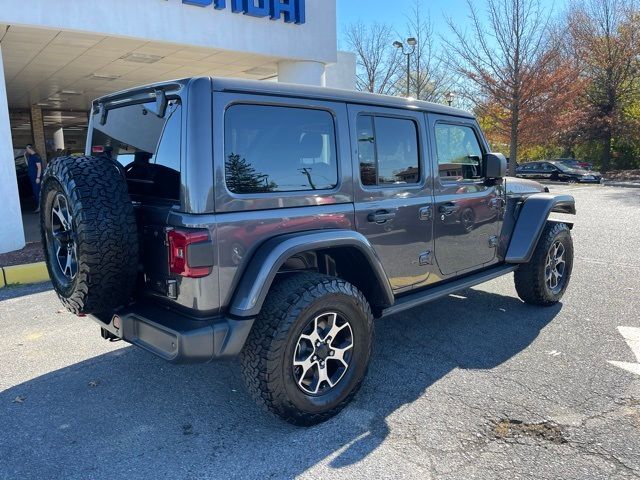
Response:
[337,0,567,48]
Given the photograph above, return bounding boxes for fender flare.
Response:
[505,193,576,264]
[229,230,394,318]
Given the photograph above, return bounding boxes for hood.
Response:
[505,176,547,196]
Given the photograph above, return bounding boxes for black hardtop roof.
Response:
[93,76,475,119]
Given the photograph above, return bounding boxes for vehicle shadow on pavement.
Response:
[603,188,640,206]
[0,288,561,479]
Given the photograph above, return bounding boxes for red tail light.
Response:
[167,229,212,278]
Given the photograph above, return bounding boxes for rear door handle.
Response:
[368,211,396,223]
[439,203,458,215]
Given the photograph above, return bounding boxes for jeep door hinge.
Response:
[488,236,499,248]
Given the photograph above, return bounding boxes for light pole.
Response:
[445,91,456,106]
[393,37,417,98]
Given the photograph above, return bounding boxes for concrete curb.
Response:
[0,262,49,288]
[603,182,640,189]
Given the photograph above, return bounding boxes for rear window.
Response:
[224,105,338,194]
[90,100,182,202]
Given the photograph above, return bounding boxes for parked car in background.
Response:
[556,158,593,171]
[516,160,602,184]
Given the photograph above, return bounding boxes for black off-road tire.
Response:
[514,222,573,306]
[240,273,374,426]
[40,155,139,314]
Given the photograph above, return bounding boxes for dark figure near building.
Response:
[24,144,43,212]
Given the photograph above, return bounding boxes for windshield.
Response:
[553,162,577,173]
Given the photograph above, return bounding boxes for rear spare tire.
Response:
[40,155,139,314]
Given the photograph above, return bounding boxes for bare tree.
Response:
[401,1,452,102]
[345,22,403,95]
[443,0,555,174]
[567,0,640,171]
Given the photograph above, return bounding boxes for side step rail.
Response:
[382,264,518,318]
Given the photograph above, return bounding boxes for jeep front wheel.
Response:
[514,222,573,305]
[240,273,373,426]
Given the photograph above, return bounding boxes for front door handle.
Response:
[368,210,396,223]
[439,203,458,215]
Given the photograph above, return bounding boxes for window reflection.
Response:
[357,115,420,187]
[225,105,338,194]
[435,124,484,181]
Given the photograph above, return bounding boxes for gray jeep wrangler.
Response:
[40,77,576,425]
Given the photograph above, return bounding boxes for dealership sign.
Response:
[181,0,306,24]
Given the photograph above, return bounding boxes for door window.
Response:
[357,115,420,187]
[434,124,484,181]
[541,163,555,171]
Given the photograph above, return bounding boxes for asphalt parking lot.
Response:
[1,184,639,480]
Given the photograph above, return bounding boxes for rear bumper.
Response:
[91,302,254,364]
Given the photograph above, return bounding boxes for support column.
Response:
[53,127,65,151]
[325,52,357,90]
[0,44,26,253]
[30,104,47,162]
[277,60,326,87]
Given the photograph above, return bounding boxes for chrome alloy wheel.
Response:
[293,312,354,395]
[49,193,78,281]
[545,241,566,293]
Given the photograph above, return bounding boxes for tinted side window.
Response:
[435,124,484,181]
[154,102,182,173]
[357,115,420,187]
[224,105,338,194]
[150,102,182,200]
[356,115,377,186]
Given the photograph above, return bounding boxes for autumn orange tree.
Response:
[444,0,582,173]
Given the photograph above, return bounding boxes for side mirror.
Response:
[485,153,507,179]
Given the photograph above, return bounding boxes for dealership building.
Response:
[0,0,354,253]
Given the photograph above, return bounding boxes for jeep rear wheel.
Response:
[41,156,139,315]
[514,222,573,306]
[240,273,373,426]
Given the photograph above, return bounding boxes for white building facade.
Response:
[0,0,354,253]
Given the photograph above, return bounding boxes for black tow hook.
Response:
[100,327,121,342]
